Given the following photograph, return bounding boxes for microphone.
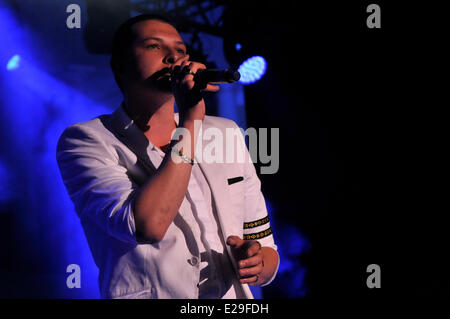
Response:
[194,69,241,84]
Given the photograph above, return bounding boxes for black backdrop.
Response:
[239,1,448,297]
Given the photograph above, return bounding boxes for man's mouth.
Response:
[157,73,171,81]
[144,68,173,92]
[152,68,172,81]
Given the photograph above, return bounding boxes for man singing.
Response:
[56,14,279,299]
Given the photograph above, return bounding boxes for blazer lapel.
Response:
[105,105,157,175]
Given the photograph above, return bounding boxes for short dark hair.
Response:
[110,14,177,91]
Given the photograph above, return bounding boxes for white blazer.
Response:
[56,105,278,299]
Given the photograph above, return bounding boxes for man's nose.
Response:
[163,49,182,65]
[164,55,175,65]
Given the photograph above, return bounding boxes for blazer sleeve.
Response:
[235,122,280,286]
[56,124,138,245]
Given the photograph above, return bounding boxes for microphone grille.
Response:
[227,69,241,82]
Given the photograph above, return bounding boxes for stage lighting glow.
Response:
[235,43,242,51]
[0,160,13,202]
[6,54,20,70]
[237,56,267,84]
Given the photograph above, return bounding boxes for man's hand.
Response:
[171,59,219,124]
[226,235,264,285]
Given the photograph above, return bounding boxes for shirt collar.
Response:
[117,103,181,157]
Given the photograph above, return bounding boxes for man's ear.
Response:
[110,60,125,92]
[111,59,123,74]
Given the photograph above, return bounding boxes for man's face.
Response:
[122,19,188,93]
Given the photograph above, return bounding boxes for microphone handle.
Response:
[194,69,241,84]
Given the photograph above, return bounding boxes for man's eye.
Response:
[146,43,160,49]
[177,49,186,54]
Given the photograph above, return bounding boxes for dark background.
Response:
[235,1,448,298]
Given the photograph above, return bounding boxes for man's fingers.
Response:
[204,84,220,92]
[171,61,219,93]
[238,254,263,286]
[171,56,190,75]
[238,253,263,269]
[245,241,262,258]
[239,275,258,285]
[227,237,262,259]
[226,235,243,247]
[180,60,191,70]
[226,235,238,246]
[238,262,263,278]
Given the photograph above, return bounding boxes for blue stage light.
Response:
[6,54,20,70]
[235,43,242,51]
[237,56,267,85]
[0,160,13,203]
